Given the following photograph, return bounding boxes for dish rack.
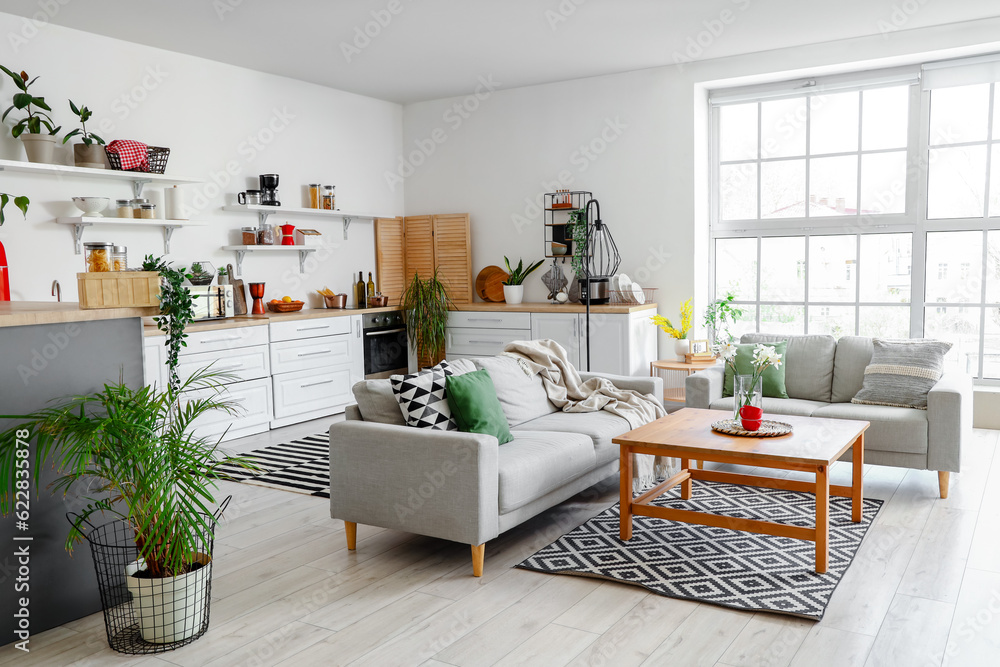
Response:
[609,287,657,305]
[105,146,171,174]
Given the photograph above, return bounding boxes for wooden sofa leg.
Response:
[345,521,357,550]
[938,471,950,499]
[471,544,485,577]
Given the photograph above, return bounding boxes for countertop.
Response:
[451,301,657,314]
[0,301,158,328]
[142,305,402,337]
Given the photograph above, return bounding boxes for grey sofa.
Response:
[685,333,973,498]
[329,356,662,576]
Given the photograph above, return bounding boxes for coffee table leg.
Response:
[620,446,633,541]
[816,464,829,574]
[680,458,692,500]
[852,433,864,523]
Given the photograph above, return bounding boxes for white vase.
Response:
[20,134,57,164]
[674,338,689,361]
[125,554,212,643]
[503,284,524,304]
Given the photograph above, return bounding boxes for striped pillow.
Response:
[851,339,953,409]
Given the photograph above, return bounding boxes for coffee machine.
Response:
[259,173,280,206]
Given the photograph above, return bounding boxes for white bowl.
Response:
[72,197,109,216]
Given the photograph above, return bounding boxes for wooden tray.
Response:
[267,301,305,313]
[475,266,509,302]
[710,419,793,438]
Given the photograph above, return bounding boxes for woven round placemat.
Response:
[710,419,793,438]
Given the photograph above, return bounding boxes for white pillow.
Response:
[390,360,472,429]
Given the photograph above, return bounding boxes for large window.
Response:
[710,56,1000,382]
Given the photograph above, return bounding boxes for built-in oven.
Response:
[362,310,408,379]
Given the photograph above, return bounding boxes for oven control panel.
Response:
[363,309,404,330]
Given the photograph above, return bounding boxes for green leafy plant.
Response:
[0,367,253,579]
[0,192,28,226]
[217,266,228,277]
[502,256,544,286]
[568,209,588,278]
[61,100,105,146]
[0,66,60,137]
[142,255,196,393]
[704,292,745,344]
[401,270,451,368]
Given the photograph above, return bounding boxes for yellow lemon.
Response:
[282,296,292,303]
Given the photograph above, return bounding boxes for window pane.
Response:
[862,86,909,150]
[987,230,1000,304]
[760,237,805,301]
[991,144,1000,218]
[761,160,805,218]
[730,305,758,340]
[720,103,758,161]
[860,233,912,303]
[720,163,757,220]
[985,309,1000,379]
[715,238,758,300]
[927,145,987,219]
[810,92,859,155]
[760,305,804,334]
[929,83,990,146]
[860,151,906,215]
[810,156,858,217]
[808,305,855,337]
[761,97,807,158]
[925,307,981,376]
[809,235,857,302]
[925,231,983,303]
[859,306,910,338]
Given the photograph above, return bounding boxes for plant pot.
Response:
[674,338,689,361]
[20,134,57,164]
[125,553,212,644]
[503,284,524,304]
[74,143,107,169]
[217,275,229,285]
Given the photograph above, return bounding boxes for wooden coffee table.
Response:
[613,408,869,573]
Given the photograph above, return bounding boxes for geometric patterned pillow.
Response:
[390,361,468,429]
[851,338,953,409]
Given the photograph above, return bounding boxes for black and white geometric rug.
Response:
[517,480,883,620]
[215,433,331,498]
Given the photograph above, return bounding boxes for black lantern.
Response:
[580,198,621,370]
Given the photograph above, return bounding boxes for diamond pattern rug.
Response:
[517,480,882,620]
[215,433,331,498]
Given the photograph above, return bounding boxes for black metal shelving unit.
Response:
[543,190,592,264]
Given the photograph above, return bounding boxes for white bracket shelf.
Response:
[220,245,317,276]
[222,204,390,240]
[0,158,202,198]
[56,217,207,254]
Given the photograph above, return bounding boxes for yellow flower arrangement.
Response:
[650,298,693,339]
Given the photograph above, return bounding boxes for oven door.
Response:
[363,326,408,379]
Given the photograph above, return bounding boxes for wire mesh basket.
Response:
[70,497,226,654]
[105,146,171,174]
[609,287,657,305]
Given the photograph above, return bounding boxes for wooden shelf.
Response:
[56,216,207,254]
[220,244,318,276]
[0,158,201,197]
[222,204,393,239]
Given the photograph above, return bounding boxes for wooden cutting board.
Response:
[484,270,509,303]
[230,263,248,316]
[475,266,502,300]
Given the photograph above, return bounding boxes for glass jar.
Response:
[241,226,258,245]
[322,185,335,210]
[308,184,322,209]
[138,203,156,219]
[112,245,128,272]
[84,242,114,273]
[115,199,133,218]
[131,198,149,219]
[257,223,275,245]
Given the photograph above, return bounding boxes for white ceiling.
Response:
[1,0,998,104]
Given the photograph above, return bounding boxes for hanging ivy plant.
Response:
[142,255,195,393]
[568,208,588,278]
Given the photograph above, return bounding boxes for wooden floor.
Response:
[4,423,1000,666]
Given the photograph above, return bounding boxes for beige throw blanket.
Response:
[502,339,676,489]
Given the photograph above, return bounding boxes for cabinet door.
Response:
[374,217,405,306]
[446,327,532,358]
[403,215,435,282]
[529,313,581,369]
[349,314,364,384]
[579,313,630,375]
[432,213,472,304]
[272,366,354,419]
[142,337,167,389]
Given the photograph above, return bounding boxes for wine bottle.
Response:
[356,271,366,309]
[367,272,376,304]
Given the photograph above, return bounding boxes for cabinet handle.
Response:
[469,339,502,345]
[301,379,333,388]
[356,320,361,337]
[297,350,331,357]
[296,325,331,332]
[215,363,244,371]
[228,396,248,404]
[200,335,242,344]
[468,318,502,322]
[572,318,577,338]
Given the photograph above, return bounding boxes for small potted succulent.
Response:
[501,256,544,305]
[0,66,60,163]
[187,262,216,286]
[216,266,229,285]
[62,100,107,168]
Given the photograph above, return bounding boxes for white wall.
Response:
[0,13,403,306]
[401,16,1000,356]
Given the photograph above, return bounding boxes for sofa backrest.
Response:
[831,336,874,403]
[472,355,557,426]
[740,333,837,402]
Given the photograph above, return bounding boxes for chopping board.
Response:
[230,263,248,316]
[475,266,509,302]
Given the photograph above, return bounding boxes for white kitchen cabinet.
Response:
[176,344,270,384]
[185,377,272,442]
[271,365,355,426]
[529,313,582,369]
[142,336,168,389]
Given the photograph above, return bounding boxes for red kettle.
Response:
[0,240,10,301]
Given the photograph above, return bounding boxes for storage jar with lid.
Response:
[241,226,258,245]
[112,245,128,271]
[322,185,335,210]
[84,242,115,272]
[308,184,322,208]
[257,223,275,245]
[131,198,150,218]
[138,203,156,219]
[115,199,133,218]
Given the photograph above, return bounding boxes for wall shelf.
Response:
[220,244,317,276]
[0,158,202,198]
[222,204,391,240]
[56,217,207,254]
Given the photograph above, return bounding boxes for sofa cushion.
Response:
[852,339,952,409]
[497,431,596,513]
[390,360,473,430]
[811,403,928,455]
[742,333,837,402]
[831,336,874,403]
[352,379,405,425]
[473,355,557,426]
[514,410,631,464]
[722,341,789,399]
[709,396,829,418]
[446,370,513,444]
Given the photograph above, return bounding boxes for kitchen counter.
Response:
[452,301,657,314]
[141,305,401,336]
[0,301,158,328]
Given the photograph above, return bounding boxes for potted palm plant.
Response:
[501,256,544,305]
[401,270,451,369]
[0,66,60,163]
[62,100,107,168]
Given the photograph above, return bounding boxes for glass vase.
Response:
[734,374,762,421]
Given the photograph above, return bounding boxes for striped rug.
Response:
[215,433,331,498]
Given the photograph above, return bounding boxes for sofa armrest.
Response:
[329,421,499,545]
[579,372,663,407]
[685,365,725,409]
[926,372,973,473]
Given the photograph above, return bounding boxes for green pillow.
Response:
[446,370,513,445]
[722,341,789,399]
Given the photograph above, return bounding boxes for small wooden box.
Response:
[77,271,161,310]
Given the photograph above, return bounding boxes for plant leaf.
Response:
[14,196,29,216]
[32,96,51,112]
[69,99,79,115]
[12,92,31,109]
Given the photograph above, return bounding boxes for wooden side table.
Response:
[650,358,720,405]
